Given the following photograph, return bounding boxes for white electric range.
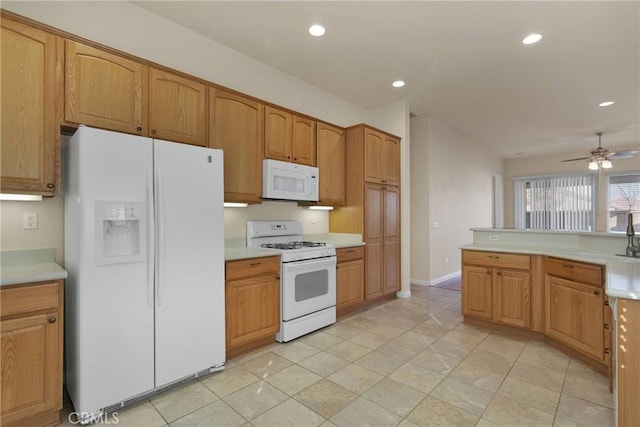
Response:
[246,220,336,342]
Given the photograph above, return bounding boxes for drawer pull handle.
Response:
[604,348,610,354]
[496,271,502,276]
[488,255,500,259]
[136,126,142,132]
[604,323,610,329]
[48,317,57,324]
[486,270,491,275]
[250,262,261,267]
[594,290,600,296]
[562,264,575,269]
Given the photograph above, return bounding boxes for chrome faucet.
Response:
[626,213,640,257]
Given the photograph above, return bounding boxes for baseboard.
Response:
[396,290,411,298]
[430,271,461,286]
[410,278,431,286]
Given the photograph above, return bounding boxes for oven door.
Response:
[281,256,336,321]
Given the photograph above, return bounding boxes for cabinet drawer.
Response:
[544,257,603,287]
[462,250,530,270]
[226,256,280,281]
[336,246,365,263]
[1,282,60,318]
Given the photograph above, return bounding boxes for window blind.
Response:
[514,173,595,231]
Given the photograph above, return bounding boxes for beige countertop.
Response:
[1,248,68,286]
[461,243,640,300]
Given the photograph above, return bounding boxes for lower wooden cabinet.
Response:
[544,257,608,363]
[461,251,531,329]
[336,246,365,315]
[0,280,63,427]
[225,256,280,357]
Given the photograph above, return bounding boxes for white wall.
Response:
[504,148,640,231]
[410,117,503,285]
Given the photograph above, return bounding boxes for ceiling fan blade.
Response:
[608,150,639,160]
[561,157,591,162]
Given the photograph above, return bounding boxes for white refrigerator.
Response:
[64,126,225,422]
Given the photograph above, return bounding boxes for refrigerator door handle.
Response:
[155,167,165,307]
[146,167,155,308]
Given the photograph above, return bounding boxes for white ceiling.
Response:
[134,1,639,159]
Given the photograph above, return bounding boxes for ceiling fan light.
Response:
[588,160,599,170]
[602,159,613,169]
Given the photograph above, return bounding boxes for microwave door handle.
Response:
[305,175,311,196]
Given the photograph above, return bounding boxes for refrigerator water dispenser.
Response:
[96,201,146,265]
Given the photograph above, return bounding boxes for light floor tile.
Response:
[388,362,445,394]
[200,366,260,397]
[293,379,357,419]
[375,339,423,361]
[330,397,402,427]
[430,377,493,416]
[475,332,528,362]
[341,316,380,331]
[497,376,560,415]
[300,332,344,350]
[298,351,351,377]
[170,400,246,427]
[324,324,365,340]
[326,340,373,360]
[110,401,165,427]
[348,331,390,350]
[264,364,323,396]
[447,359,508,393]
[428,336,475,361]
[507,361,566,393]
[251,398,325,427]
[483,395,554,426]
[385,316,421,330]
[223,380,288,421]
[149,381,218,423]
[368,324,406,339]
[270,341,321,363]
[555,394,615,426]
[362,378,426,417]
[240,352,293,379]
[354,350,406,376]
[407,395,478,427]
[518,341,571,372]
[328,363,384,394]
[409,349,460,376]
[394,330,438,348]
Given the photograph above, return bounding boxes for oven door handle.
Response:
[282,256,336,271]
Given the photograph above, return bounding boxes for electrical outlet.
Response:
[23,212,38,230]
[489,235,499,241]
[445,257,449,266]
[432,222,439,229]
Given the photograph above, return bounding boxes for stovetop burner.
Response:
[261,241,328,250]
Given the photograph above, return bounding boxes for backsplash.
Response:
[223,200,329,239]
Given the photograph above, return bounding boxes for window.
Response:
[608,173,640,232]
[514,173,595,231]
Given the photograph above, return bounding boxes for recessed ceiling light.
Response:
[309,25,325,37]
[599,101,615,107]
[522,33,542,45]
[392,80,405,88]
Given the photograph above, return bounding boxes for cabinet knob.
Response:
[250,262,261,267]
[151,129,157,135]
[48,317,57,324]
[136,126,142,132]
[287,156,291,159]
[294,157,297,161]
[46,183,55,189]
[496,271,502,276]
[486,270,491,275]
[594,290,600,296]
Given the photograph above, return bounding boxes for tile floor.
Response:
[59,285,615,426]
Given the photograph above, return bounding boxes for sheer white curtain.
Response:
[514,173,595,231]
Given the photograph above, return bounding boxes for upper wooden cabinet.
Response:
[364,127,400,185]
[265,106,317,166]
[65,40,147,136]
[316,122,346,206]
[210,88,264,203]
[148,68,207,146]
[1,17,63,196]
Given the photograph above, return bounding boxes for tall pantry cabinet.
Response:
[329,125,401,299]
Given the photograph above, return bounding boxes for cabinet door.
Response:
[336,259,364,313]
[364,128,383,183]
[462,265,492,320]
[225,275,280,349]
[1,18,62,195]
[1,312,60,424]
[545,276,604,360]
[383,186,400,295]
[264,105,292,161]
[65,40,147,135]
[382,135,400,186]
[148,68,207,146]
[364,184,383,299]
[316,122,345,206]
[210,88,263,203]
[493,269,531,328]
[292,115,316,166]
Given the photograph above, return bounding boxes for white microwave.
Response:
[262,159,319,202]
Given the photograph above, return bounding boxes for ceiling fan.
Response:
[561,132,639,170]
